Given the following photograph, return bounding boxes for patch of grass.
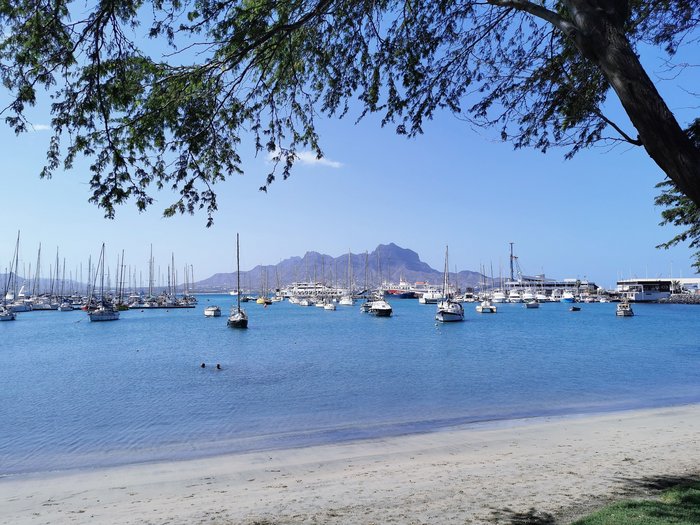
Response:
[572,482,700,525]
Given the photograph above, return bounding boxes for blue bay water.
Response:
[1,297,699,475]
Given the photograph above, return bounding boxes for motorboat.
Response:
[521,289,535,302]
[491,290,507,303]
[338,295,354,306]
[560,290,576,303]
[616,301,634,317]
[507,290,523,303]
[0,305,16,321]
[204,305,222,317]
[369,299,392,317]
[524,300,539,309]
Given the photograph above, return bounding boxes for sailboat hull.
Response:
[227,316,248,328]
[89,309,120,322]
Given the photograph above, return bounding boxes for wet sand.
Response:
[3,404,700,524]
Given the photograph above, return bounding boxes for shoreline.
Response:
[5,395,699,478]
[4,403,700,524]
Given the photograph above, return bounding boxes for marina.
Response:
[1,296,699,477]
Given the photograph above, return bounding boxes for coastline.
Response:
[4,403,700,524]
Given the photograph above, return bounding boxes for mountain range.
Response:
[195,243,486,292]
[2,243,487,294]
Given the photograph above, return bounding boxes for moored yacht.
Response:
[338,295,354,306]
[475,297,497,313]
[87,243,120,322]
[0,305,15,321]
[616,300,634,317]
[491,290,507,303]
[507,290,523,303]
[435,246,464,323]
[88,304,120,322]
[369,299,392,317]
[228,234,249,329]
[204,305,222,317]
[560,290,575,303]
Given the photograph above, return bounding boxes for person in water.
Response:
[200,363,206,368]
[216,364,221,370]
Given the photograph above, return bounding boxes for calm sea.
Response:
[1,297,699,475]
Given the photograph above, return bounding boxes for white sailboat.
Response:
[435,246,464,322]
[87,243,120,322]
[1,232,19,320]
[228,234,249,328]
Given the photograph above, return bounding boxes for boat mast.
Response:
[508,242,513,282]
[32,243,41,297]
[13,231,20,300]
[443,245,449,298]
[236,233,241,312]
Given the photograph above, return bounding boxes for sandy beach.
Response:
[3,404,700,524]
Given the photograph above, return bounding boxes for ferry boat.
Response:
[418,290,443,304]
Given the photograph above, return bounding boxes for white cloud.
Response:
[268,149,343,169]
[295,150,343,169]
[30,124,51,132]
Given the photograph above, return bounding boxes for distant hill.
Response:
[194,243,485,292]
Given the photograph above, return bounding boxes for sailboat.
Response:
[87,243,120,322]
[435,246,464,322]
[0,232,19,321]
[227,234,249,328]
[339,250,354,306]
[57,258,73,311]
[475,263,497,313]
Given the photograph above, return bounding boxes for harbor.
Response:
[2,296,700,477]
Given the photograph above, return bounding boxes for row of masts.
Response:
[3,234,197,301]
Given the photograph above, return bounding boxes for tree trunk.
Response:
[566,0,700,206]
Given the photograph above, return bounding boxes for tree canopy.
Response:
[1,0,699,232]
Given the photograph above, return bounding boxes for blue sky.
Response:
[0,36,698,289]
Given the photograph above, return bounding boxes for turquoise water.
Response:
[1,297,699,475]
